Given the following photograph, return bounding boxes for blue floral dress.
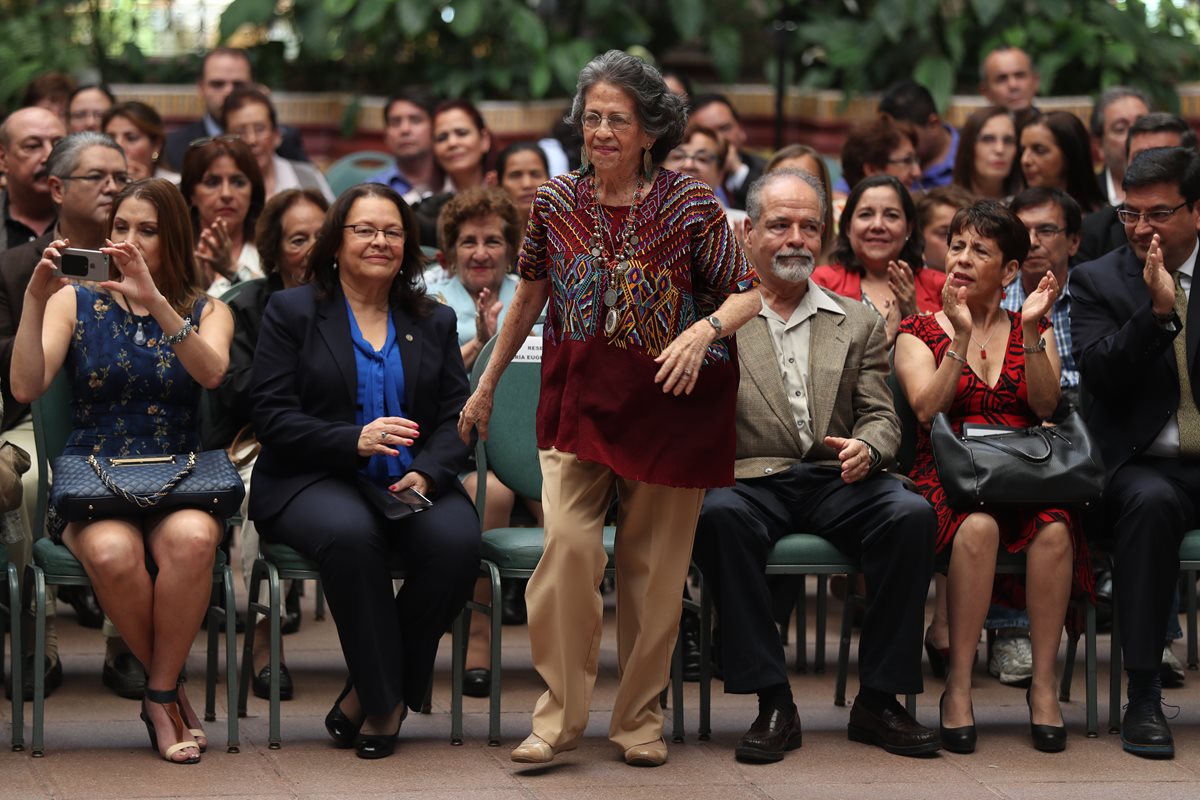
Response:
[48,284,208,538]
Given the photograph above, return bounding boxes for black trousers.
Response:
[260,477,480,716]
[1104,457,1200,673]
[692,464,936,697]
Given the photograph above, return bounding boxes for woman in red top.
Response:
[458,50,760,768]
[813,175,945,345]
[894,200,1091,754]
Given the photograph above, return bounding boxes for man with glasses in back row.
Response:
[1071,146,1200,759]
[0,130,131,699]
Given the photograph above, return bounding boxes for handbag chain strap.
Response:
[86,453,197,509]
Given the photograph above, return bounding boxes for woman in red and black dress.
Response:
[894,200,1092,754]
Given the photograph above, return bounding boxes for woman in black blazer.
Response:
[249,183,480,759]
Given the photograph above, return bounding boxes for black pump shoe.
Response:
[462,668,490,698]
[938,692,977,754]
[354,708,406,760]
[324,677,363,748]
[1026,689,1066,752]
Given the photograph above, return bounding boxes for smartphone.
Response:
[52,248,109,282]
[389,486,433,510]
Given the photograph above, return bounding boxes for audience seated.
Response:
[953,106,1022,200]
[221,88,334,203]
[249,183,480,759]
[365,89,441,205]
[837,115,922,196]
[979,45,1040,127]
[895,199,1090,754]
[916,185,974,273]
[179,136,266,295]
[1071,145,1200,759]
[1079,113,1197,263]
[879,78,959,191]
[1019,111,1106,214]
[163,47,307,172]
[11,177,235,764]
[66,84,115,134]
[813,175,942,345]
[689,93,765,210]
[765,144,836,260]
[494,141,549,251]
[692,169,940,762]
[201,187,329,701]
[103,101,180,183]
[664,123,747,231]
[1089,87,1150,206]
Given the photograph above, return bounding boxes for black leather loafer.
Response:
[938,692,976,754]
[253,663,294,701]
[462,668,490,698]
[1121,696,1174,759]
[734,706,803,763]
[848,697,942,757]
[102,652,147,699]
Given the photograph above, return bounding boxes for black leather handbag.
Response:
[49,451,245,523]
[930,411,1105,510]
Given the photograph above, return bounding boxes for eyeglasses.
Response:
[887,154,920,167]
[1028,225,1066,240]
[229,123,271,140]
[68,110,106,122]
[582,112,634,133]
[1116,202,1188,225]
[666,149,718,167]
[188,134,241,149]
[344,224,406,244]
[62,171,133,189]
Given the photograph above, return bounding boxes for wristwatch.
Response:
[705,315,723,336]
[1022,336,1047,353]
[1153,309,1182,332]
[856,439,881,470]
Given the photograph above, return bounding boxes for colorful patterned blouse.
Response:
[517,168,758,488]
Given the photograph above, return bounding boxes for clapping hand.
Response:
[195,219,237,283]
[887,259,918,317]
[474,287,503,343]
[940,278,972,337]
[1143,234,1176,316]
[1020,270,1060,324]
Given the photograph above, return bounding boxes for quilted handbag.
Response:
[49,451,245,523]
[930,411,1105,510]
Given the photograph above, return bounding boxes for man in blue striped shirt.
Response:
[1003,187,1081,413]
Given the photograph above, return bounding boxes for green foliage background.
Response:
[2,1,1199,116]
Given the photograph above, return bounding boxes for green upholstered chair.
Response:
[463,335,625,746]
[29,371,240,756]
[324,151,394,198]
[237,541,452,747]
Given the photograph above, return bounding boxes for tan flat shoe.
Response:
[511,733,576,764]
[624,738,668,767]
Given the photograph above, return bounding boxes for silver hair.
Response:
[1089,85,1150,138]
[565,49,687,166]
[47,131,124,180]
[746,168,828,225]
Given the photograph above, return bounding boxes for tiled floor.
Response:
[3,583,1199,800]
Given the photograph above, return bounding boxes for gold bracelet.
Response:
[945,348,967,364]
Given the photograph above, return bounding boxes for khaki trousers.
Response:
[527,448,704,751]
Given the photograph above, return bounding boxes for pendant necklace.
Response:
[586,173,645,336]
[971,322,998,361]
[123,300,151,346]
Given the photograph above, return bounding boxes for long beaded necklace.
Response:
[585,173,645,336]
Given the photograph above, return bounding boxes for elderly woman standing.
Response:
[458,50,760,767]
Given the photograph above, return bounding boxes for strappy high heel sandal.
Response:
[141,687,201,764]
[176,677,207,753]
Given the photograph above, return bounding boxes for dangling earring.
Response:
[642,146,653,180]
[332,259,339,271]
[579,147,590,174]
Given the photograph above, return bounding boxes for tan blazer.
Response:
[733,287,900,481]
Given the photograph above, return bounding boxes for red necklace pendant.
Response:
[980,349,987,360]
